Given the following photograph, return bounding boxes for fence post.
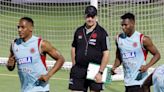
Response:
[90,0,98,9]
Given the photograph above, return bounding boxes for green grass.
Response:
[0,66,125,92]
[0,66,155,92]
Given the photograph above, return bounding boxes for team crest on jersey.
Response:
[30,48,35,54]
[91,33,97,39]
[133,42,138,47]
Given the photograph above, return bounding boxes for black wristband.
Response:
[98,71,103,75]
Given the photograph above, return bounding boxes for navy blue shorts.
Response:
[68,65,103,91]
[125,85,144,92]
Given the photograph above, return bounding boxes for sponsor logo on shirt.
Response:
[122,51,136,59]
[18,67,32,73]
[69,78,73,85]
[89,39,96,42]
[78,32,83,39]
[89,39,96,45]
[17,57,32,65]
[89,42,96,45]
[78,35,82,39]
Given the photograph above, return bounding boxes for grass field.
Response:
[0,66,155,92]
[0,66,125,92]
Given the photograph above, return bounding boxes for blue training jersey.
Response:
[12,36,49,92]
[116,31,148,86]
[153,65,164,92]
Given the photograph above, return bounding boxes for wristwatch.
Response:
[98,71,103,75]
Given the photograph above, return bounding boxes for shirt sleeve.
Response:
[101,31,111,51]
[72,30,77,48]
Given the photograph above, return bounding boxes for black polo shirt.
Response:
[72,23,109,68]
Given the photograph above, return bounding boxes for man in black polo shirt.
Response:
[69,5,110,92]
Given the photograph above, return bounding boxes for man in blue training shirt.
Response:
[111,13,160,92]
[151,65,164,92]
[6,17,65,92]
[142,64,164,92]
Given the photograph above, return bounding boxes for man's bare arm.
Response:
[111,47,122,74]
[139,36,160,72]
[6,45,16,71]
[71,47,76,66]
[39,40,65,82]
[99,50,109,72]
[95,50,109,83]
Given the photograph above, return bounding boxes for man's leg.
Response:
[69,77,87,91]
[125,85,145,92]
[142,73,153,92]
[69,65,88,92]
[90,90,100,92]
[89,80,103,92]
[152,65,164,92]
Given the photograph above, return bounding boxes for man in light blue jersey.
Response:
[142,64,164,92]
[6,17,65,92]
[111,13,160,92]
[151,65,164,92]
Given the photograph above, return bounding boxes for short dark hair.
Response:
[121,12,135,21]
[85,5,97,17]
[20,17,34,27]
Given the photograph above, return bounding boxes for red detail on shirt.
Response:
[30,48,35,53]
[91,33,97,39]
[38,38,47,70]
[140,34,148,61]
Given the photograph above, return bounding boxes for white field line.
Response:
[0,73,69,81]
